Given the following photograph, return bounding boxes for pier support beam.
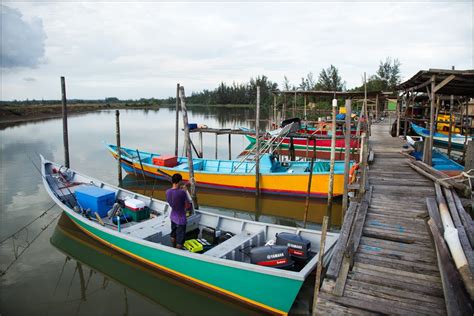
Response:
[61,76,70,168]
[326,98,338,223]
[179,86,199,209]
[342,99,352,215]
[255,86,261,196]
[175,83,180,156]
[115,110,122,186]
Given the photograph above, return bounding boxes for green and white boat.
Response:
[41,156,338,315]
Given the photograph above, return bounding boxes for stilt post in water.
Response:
[255,86,261,196]
[303,141,316,228]
[61,76,70,168]
[448,66,455,158]
[326,98,338,222]
[424,75,436,165]
[215,133,218,159]
[312,215,329,314]
[115,110,122,186]
[342,99,352,215]
[175,83,180,156]
[228,134,232,160]
[179,86,199,209]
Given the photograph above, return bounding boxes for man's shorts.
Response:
[171,221,186,246]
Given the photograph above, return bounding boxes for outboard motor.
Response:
[276,232,311,260]
[250,245,294,268]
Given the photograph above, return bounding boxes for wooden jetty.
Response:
[315,120,448,315]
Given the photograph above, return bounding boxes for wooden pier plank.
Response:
[315,121,446,315]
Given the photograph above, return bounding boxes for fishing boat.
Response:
[51,214,259,315]
[107,145,351,197]
[406,136,464,177]
[243,133,359,160]
[410,122,472,151]
[41,156,339,315]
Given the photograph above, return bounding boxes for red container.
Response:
[152,155,178,167]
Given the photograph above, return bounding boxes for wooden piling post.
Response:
[255,86,261,196]
[215,133,218,159]
[448,66,455,158]
[293,91,297,117]
[115,110,122,186]
[304,94,307,122]
[447,94,454,158]
[175,83,180,156]
[342,99,352,215]
[273,95,277,127]
[303,142,316,228]
[424,75,436,166]
[179,86,199,209]
[61,76,70,168]
[396,96,401,137]
[199,131,203,158]
[375,93,379,121]
[326,99,338,223]
[228,134,232,160]
[312,215,329,314]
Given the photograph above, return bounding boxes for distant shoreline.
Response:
[0,103,254,129]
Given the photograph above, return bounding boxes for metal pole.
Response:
[326,99,337,224]
[179,86,199,209]
[175,83,180,156]
[115,110,122,186]
[255,86,261,196]
[61,76,70,168]
[342,99,352,215]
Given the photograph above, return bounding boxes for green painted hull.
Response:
[67,213,302,313]
[244,135,335,151]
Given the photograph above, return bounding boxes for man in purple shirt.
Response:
[166,173,191,249]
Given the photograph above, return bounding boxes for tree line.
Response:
[1,57,401,108]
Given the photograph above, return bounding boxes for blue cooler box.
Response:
[74,186,115,218]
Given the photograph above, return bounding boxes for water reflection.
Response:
[50,213,261,316]
[121,175,342,228]
[0,107,340,316]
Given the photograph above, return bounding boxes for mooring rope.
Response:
[0,202,57,244]
[0,209,62,276]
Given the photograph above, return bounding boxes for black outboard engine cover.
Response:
[280,117,301,133]
[250,245,294,268]
[276,232,311,260]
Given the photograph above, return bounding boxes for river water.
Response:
[0,107,341,315]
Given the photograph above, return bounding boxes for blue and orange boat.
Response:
[108,145,351,197]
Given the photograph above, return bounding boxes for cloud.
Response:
[0,2,472,100]
[1,5,47,69]
[23,77,36,82]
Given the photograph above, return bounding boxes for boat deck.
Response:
[315,121,447,315]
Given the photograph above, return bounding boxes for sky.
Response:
[1,1,472,101]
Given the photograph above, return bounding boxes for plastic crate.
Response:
[75,186,115,218]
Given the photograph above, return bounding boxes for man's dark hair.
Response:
[171,173,182,184]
